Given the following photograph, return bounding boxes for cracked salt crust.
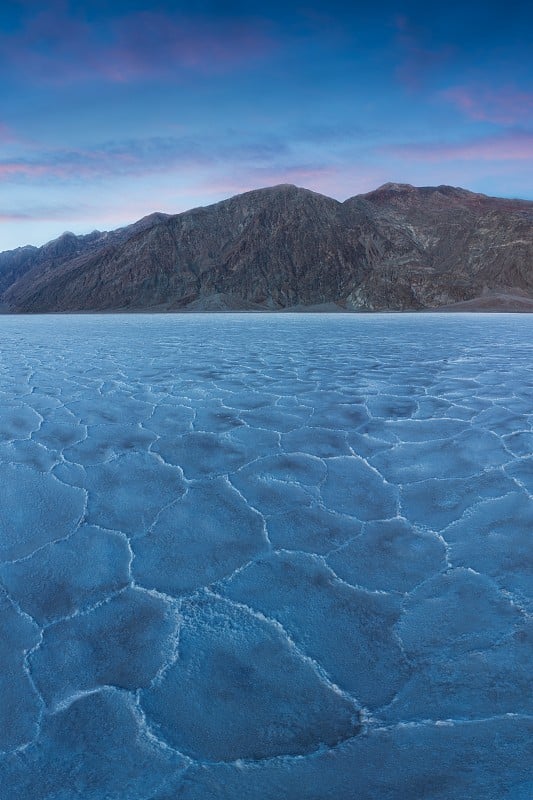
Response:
[0,312,531,799]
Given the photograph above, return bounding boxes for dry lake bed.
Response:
[0,313,531,799]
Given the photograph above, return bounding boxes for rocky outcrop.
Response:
[1,183,531,312]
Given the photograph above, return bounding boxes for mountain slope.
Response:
[1,183,532,312]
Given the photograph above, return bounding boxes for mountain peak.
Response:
[1,182,531,313]
[239,183,317,198]
[374,182,415,192]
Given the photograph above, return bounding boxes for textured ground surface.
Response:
[0,313,531,800]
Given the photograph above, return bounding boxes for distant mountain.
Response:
[1,183,532,312]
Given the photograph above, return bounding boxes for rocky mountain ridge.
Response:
[1,183,531,312]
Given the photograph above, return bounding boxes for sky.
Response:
[0,0,532,250]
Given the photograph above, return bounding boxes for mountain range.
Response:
[1,183,532,313]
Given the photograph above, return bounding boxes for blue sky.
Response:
[1,0,532,249]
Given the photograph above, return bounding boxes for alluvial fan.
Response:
[0,313,531,800]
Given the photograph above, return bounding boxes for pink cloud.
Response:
[0,137,208,183]
[386,131,533,162]
[0,9,275,85]
[191,163,391,203]
[0,162,52,178]
[0,209,78,223]
[394,15,454,90]
[0,133,341,186]
[0,212,32,221]
[441,84,533,125]
[0,122,29,146]
[244,165,391,200]
[185,166,339,202]
[0,123,15,143]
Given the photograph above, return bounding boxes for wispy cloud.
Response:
[441,84,533,125]
[0,133,290,183]
[0,8,275,85]
[0,123,17,144]
[0,211,35,221]
[386,131,533,162]
[0,205,81,222]
[394,14,454,90]
[191,161,392,203]
[0,126,387,200]
[200,164,341,198]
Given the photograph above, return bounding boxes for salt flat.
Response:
[0,313,531,799]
